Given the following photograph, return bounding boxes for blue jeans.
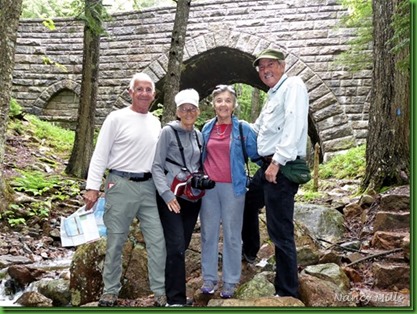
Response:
[248,164,300,298]
[157,194,200,305]
[200,182,245,285]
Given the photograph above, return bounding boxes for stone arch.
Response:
[142,31,356,161]
[30,79,81,129]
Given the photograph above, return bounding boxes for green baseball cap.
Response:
[253,48,285,67]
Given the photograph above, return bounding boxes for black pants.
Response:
[242,168,264,259]
[242,164,300,297]
[156,194,201,305]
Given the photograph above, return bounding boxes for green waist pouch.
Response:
[280,159,311,184]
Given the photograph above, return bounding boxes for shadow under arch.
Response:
[138,31,357,161]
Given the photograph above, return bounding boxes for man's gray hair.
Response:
[129,73,155,91]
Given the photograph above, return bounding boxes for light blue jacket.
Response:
[201,115,260,197]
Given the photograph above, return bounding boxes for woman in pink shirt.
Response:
[199,85,259,299]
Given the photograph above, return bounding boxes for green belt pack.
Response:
[280,159,311,184]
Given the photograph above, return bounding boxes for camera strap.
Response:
[166,125,202,173]
[238,122,251,178]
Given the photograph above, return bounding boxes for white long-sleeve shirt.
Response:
[86,107,161,190]
[252,74,309,166]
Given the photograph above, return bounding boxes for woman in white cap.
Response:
[199,85,259,299]
[151,88,203,307]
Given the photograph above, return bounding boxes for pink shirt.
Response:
[204,124,232,183]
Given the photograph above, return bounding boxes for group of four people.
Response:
[82,48,309,307]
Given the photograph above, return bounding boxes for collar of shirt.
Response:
[268,74,288,96]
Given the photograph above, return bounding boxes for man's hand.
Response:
[265,163,279,184]
[83,189,99,210]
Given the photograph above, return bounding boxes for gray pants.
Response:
[102,173,166,296]
[200,182,245,284]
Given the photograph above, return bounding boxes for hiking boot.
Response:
[165,297,193,307]
[98,293,118,307]
[220,283,236,299]
[154,294,167,307]
[242,253,256,264]
[200,281,218,294]
[185,297,193,306]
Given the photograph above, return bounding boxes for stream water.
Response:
[0,252,73,307]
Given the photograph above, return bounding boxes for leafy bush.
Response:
[9,98,23,118]
[319,145,366,179]
[25,115,74,153]
[11,170,61,196]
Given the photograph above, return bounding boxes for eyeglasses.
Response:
[256,61,280,72]
[178,106,198,113]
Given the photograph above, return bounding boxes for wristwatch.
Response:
[271,159,279,166]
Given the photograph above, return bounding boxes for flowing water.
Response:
[0,252,73,307]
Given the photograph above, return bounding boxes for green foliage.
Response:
[11,170,61,196]
[296,189,323,202]
[42,56,68,72]
[334,0,373,72]
[21,0,178,18]
[335,0,410,73]
[9,98,23,118]
[42,18,56,30]
[388,0,410,74]
[28,202,51,219]
[195,103,215,130]
[296,145,366,202]
[25,115,75,153]
[233,84,266,122]
[319,145,366,179]
[8,218,27,227]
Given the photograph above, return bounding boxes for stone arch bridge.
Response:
[12,0,372,161]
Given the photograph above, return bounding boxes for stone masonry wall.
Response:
[12,0,372,159]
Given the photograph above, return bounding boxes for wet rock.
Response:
[0,255,32,268]
[15,291,53,307]
[69,235,152,306]
[37,278,71,306]
[8,265,45,287]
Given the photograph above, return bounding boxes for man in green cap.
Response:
[242,48,309,299]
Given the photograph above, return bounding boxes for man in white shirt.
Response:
[83,72,166,307]
[242,48,309,298]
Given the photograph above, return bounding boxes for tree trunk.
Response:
[66,0,102,179]
[250,87,261,123]
[362,0,410,192]
[161,0,191,125]
[0,0,23,212]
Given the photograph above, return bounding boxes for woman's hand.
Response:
[167,198,181,213]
